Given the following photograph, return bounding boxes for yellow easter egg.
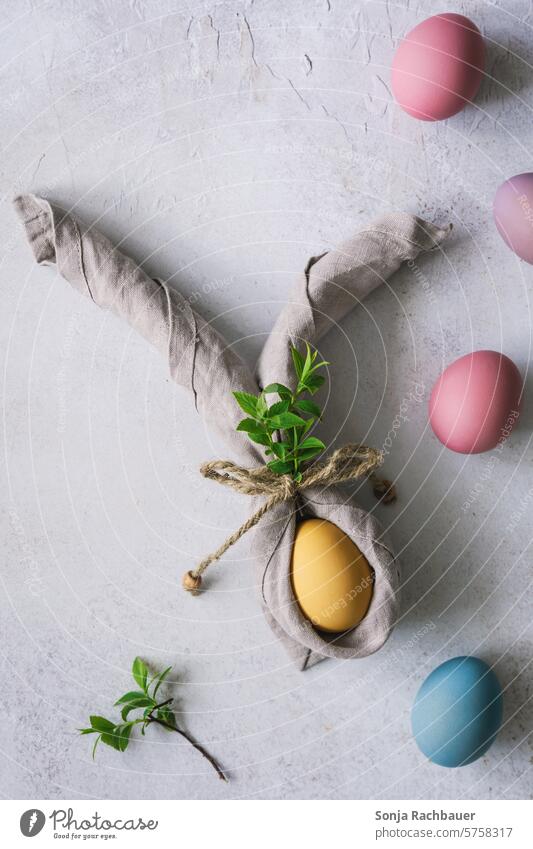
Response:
[290,518,374,633]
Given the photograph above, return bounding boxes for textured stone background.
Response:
[1,0,532,799]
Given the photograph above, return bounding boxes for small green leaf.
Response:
[263,383,292,399]
[92,735,101,759]
[305,374,325,394]
[256,393,268,417]
[157,707,176,728]
[114,691,148,706]
[294,399,321,418]
[297,447,323,461]
[89,716,116,734]
[236,418,263,433]
[269,412,306,429]
[301,342,313,381]
[246,429,271,447]
[233,391,259,418]
[267,459,293,475]
[266,400,290,417]
[299,436,326,451]
[270,441,289,459]
[79,727,98,735]
[129,697,156,708]
[100,730,123,752]
[291,346,304,379]
[120,697,154,720]
[117,723,134,752]
[294,418,314,436]
[309,360,330,372]
[132,657,149,692]
[152,666,173,700]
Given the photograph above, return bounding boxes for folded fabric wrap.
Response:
[14,194,449,670]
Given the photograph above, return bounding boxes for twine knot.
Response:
[182,443,394,594]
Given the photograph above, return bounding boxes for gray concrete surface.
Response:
[1,0,532,799]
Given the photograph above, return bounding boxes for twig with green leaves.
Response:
[79,657,227,781]
[233,342,329,481]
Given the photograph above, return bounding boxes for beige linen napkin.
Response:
[14,194,448,670]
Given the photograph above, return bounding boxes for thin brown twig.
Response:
[146,701,227,782]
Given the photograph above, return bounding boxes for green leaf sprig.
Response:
[233,342,329,481]
[79,657,227,781]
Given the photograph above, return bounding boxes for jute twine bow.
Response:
[182,443,396,594]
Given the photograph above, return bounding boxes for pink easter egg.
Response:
[429,351,522,454]
[391,13,485,121]
[493,173,533,264]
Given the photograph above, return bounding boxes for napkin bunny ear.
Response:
[256,213,451,389]
[13,194,261,467]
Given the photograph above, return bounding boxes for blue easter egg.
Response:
[412,656,503,767]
